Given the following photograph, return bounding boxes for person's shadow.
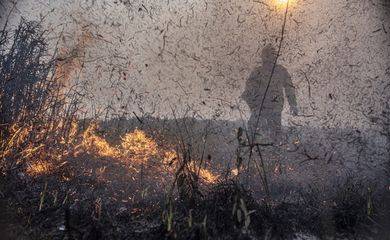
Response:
[241,45,298,145]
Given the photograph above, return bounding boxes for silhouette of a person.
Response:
[242,45,298,144]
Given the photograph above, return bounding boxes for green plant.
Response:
[232,196,256,232]
[38,182,47,211]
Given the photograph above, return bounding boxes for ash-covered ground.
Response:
[0,0,390,239]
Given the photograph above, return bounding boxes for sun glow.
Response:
[275,0,294,8]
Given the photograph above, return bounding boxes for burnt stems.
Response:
[0,16,388,240]
[167,179,381,240]
[0,20,54,126]
[0,19,81,173]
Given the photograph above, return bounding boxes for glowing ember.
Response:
[188,162,219,184]
[198,167,219,184]
[162,150,177,166]
[231,168,239,176]
[26,161,52,176]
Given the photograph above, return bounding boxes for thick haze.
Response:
[1,0,389,130]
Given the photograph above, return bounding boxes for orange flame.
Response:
[26,161,53,176]
[54,122,219,184]
[188,162,219,184]
[121,129,158,163]
[77,123,120,158]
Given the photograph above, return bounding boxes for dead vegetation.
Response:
[1,19,389,240]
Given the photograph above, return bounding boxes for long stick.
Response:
[252,1,290,140]
[249,1,290,199]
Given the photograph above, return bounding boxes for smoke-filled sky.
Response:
[1,0,389,130]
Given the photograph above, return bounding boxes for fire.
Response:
[21,121,220,185]
[1,123,33,162]
[163,150,177,166]
[78,124,160,164]
[121,129,158,163]
[26,161,53,176]
[78,123,120,158]
[231,168,239,176]
[10,123,31,148]
[182,162,219,184]
[2,120,220,185]
[0,119,79,177]
[197,166,219,184]
[62,119,79,144]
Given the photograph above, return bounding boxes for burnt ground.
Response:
[0,196,29,239]
[101,116,389,201]
[0,147,389,240]
[1,17,389,240]
[0,116,389,240]
[0,153,167,240]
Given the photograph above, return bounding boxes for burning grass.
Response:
[26,161,53,176]
[74,122,219,185]
[77,123,120,158]
[1,19,389,240]
[121,129,158,162]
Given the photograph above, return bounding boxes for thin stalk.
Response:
[249,0,290,199]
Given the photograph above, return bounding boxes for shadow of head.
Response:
[261,44,278,66]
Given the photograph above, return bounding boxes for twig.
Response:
[247,0,291,199]
[252,1,290,138]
